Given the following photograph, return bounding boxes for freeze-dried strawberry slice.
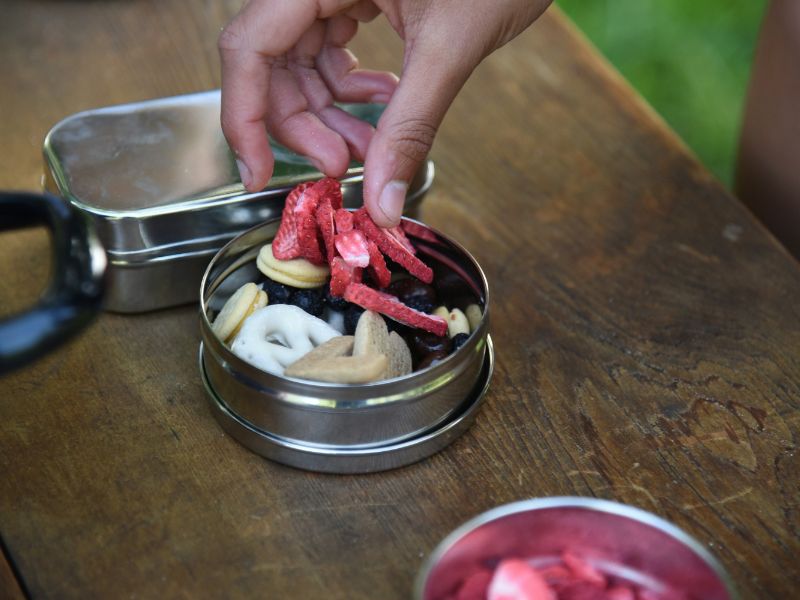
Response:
[354,208,433,283]
[562,553,606,588]
[487,559,553,600]
[313,177,343,210]
[335,230,370,268]
[366,239,391,288]
[295,187,324,265]
[334,208,354,233]
[386,224,416,255]
[401,219,440,243]
[330,257,362,297]
[316,197,336,264]
[272,182,312,260]
[344,283,447,336]
[456,569,493,600]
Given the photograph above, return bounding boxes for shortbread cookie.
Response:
[256,243,330,289]
[385,331,413,379]
[353,310,412,379]
[231,304,341,376]
[211,282,268,344]
[285,336,388,383]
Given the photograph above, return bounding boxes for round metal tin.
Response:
[201,336,494,474]
[415,497,738,600]
[200,216,490,449]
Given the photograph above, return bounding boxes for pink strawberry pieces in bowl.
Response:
[344,283,448,336]
[487,560,554,600]
[456,569,494,600]
[447,551,670,600]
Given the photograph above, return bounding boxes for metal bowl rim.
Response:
[413,496,739,600]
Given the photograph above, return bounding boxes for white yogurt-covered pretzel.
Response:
[231,304,341,376]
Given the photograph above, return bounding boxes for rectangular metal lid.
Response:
[43,91,384,254]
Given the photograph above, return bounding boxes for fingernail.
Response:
[236,159,252,189]
[370,93,391,104]
[378,180,407,225]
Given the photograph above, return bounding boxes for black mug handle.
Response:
[0,192,105,374]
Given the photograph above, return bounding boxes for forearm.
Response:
[736,0,800,258]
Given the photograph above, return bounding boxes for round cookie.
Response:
[211,282,268,344]
[257,243,329,288]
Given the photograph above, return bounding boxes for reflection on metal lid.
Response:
[43,90,383,215]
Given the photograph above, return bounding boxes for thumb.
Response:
[362,42,473,227]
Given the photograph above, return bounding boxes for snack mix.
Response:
[210,178,483,384]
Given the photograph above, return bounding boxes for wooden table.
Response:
[1,1,798,598]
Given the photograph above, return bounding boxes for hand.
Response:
[219,0,551,226]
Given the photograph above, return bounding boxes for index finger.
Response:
[218,0,359,191]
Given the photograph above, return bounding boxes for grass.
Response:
[557,0,766,185]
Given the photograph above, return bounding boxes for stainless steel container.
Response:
[43,90,433,312]
[199,216,491,458]
[415,497,737,600]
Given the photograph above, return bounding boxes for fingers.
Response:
[362,40,473,226]
[266,66,353,176]
[318,15,398,104]
[219,0,360,191]
[289,14,397,162]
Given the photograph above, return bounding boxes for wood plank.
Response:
[0,1,798,598]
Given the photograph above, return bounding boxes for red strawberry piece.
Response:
[487,559,554,600]
[606,586,635,600]
[334,208,354,233]
[557,582,607,600]
[539,565,573,586]
[354,208,433,284]
[456,568,493,600]
[385,224,416,254]
[562,552,606,588]
[335,230,370,268]
[294,184,325,265]
[272,182,312,260]
[343,283,447,336]
[366,239,391,288]
[330,257,360,297]
[401,219,440,243]
[313,177,343,210]
[316,197,336,264]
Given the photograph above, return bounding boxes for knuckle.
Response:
[387,118,437,164]
[218,21,246,52]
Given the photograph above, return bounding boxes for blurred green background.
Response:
[557,0,766,185]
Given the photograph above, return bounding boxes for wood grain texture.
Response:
[1,1,798,599]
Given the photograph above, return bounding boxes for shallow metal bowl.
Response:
[200,216,490,449]
[415,497,737,600]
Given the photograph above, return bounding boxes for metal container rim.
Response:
[413,496,739,600]
[199,212,490,403]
